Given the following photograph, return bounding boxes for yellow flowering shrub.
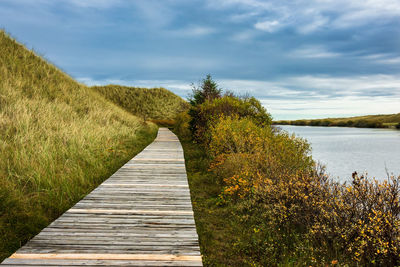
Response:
[208,116,313,197]
[188,96,272,143]
[311,174,400,265]
[205,115,400,265]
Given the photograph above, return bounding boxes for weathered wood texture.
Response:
[1,128,202,266]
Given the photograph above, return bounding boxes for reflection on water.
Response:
[278,125,400,183]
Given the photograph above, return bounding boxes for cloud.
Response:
[218,79,303,98]
[361,54,400,65]
[229,11,260,22]
[289,46,341,59]
[169,25,216,37]
[1,0,123,9]
[254,20,280,32]
[379,57,400,65]
[263,96,400,120]
[212,75,400,102]
[130,1,177,28]
[297,15,329,34]
[207,0,400,34]
[65,0,121,9]
[230,30,257,41]
[206,0,272,10]
[330,0,400,28]
[140,56,222,71]
[283,75,400,98]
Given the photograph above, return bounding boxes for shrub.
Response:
[310,120,321,126]
[204,115,400,265]
[293,120,307,125]
[189,96,272,143]
[208,116,313,199]
[308,174,400,265]
[336,121,347,127]
[320,119,332,126]
[174,111,192,140]
[397,123,400,129]
[353,120,382,128]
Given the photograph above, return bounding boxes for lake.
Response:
[278,125,400,183]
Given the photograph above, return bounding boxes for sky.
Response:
[1,0,400,120]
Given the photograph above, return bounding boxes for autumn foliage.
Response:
[177,75,400,266]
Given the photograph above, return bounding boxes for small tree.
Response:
[189,74,222,106]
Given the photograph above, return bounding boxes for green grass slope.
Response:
[275,113,400,128]
[93,85,188,121]
[0,31,158,260]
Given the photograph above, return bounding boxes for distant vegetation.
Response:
[93,85,188,122]
[174,75,400,266]
[275,113,400,129]
[0,31,163,260]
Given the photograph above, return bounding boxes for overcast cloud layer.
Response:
[1,0,399,119]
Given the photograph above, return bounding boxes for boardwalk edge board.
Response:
[9,253,202,261]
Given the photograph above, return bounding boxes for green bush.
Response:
[310,120,321,126]
[346,120,354,126]
[293,120,307,125]
[189,96,272,143]
[320,119,332,126]
[353,120,383,128]
[174,111,192,140]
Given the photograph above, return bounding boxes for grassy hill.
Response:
[93,85,188,122]
[0,31,165,260]
[275,113,400,128]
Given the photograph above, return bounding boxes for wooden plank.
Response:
[10,254,202,261]
[101,184,188,187]
[67,209,194,215]
[132,159,185,161]
[2,259,203,266]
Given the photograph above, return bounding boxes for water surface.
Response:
[278,125,400,183]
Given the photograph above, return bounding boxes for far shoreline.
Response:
[273,122,399,130]
[273,113,400,130]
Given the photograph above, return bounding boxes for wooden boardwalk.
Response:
[1,128,202,266]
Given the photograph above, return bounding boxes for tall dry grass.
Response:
[0,30,158,260]
[93,85,188,121]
